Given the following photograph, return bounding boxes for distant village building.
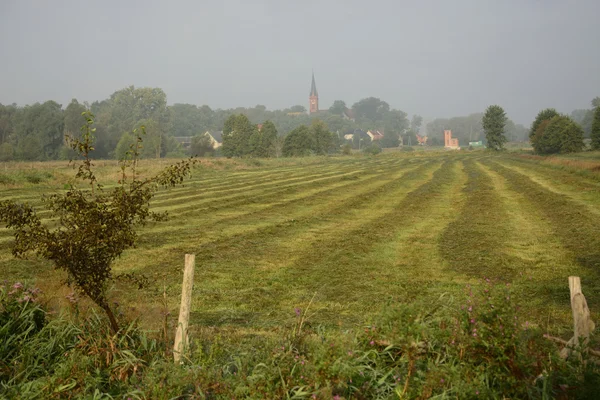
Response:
[444,130,460,149]
[469,140,484,148]
[344,129,371,143]
[174,131,222,150]
[366,130,384,141]
[416,134,428,145]
[205,131,223,149]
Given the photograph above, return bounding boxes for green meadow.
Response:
[3,151,600,398]
[2,151,599,337]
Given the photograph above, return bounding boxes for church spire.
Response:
[309,71,319,114]
[310,72,318,97]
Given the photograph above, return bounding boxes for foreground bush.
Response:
[1,281,598,399]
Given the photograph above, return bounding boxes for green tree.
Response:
[0,103,17,145]
[257,120,278,157]
[0,142,13,161]
[353,131,371,149]
[411,115,423,132]
[222,114,255,157]
[283,125,314,157]
[529,108,559,148]
[534,115,584,154]
[114,132,135,160]
[190,133,214,156]
[169,103,215,137]
[590,106,600,150]
[288,105,307,113]
[325,114,353,135]
[64,99,87,137]
[135,119,164,158]
[13,101,64,160]
[310,119,333,155]
[92,86,170,159]
[329,100,347,115]
[482,105,508,151]
[352,97,390,125]
[380,131,400,148]
[0,112,196,333]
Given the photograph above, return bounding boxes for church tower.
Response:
[309,72,318,114]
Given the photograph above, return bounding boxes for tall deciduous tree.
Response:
[64,99,87,137]
[530,108,559,147]
[380,131,400,148]
[257,120,278,157]
[411,115,423,132]
[329,100,347,116]
[482,105,508,151]
[190,133,214,157]
[310,119,333,155]
[13,101,64,160]
[591,106,600,150]
[534,115,584,154]
[0,103,17,145]
[222,114,255,157]
[283,126,314,157]
[352,97,390,126]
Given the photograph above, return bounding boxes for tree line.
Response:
[2,85,598,160]
[0,86,418,161]
[480,96,600,154]
[426,113,529,146]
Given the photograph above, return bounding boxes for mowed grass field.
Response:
[1,151,600,340]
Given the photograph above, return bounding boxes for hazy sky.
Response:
[1,0,599,124]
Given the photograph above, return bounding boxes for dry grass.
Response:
[517,152,600,173]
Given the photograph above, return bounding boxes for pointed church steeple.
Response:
[310,72,318,97]
[309,72,319,114]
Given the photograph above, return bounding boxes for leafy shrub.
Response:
[22,171,53,184]
[0,174,15,185]
[402,146,415,152]
[342,143,352,155]
[362,144,382,155]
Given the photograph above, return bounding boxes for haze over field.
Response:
[1,0,599,124]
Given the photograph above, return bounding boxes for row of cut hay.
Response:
[176,160,444,329]
[482,158,600,322]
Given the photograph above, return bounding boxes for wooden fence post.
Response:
[173,254,195,364]
[559,276,596,359]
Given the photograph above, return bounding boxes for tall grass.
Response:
[2,282,598,399]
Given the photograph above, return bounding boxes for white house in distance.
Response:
[204,131,223,149]
[366,130,384,141]
[174,131,223,150]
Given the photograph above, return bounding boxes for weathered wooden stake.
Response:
[559,276,595,359]
[173,254,195,364]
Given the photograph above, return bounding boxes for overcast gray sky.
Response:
[1,0,599,124]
